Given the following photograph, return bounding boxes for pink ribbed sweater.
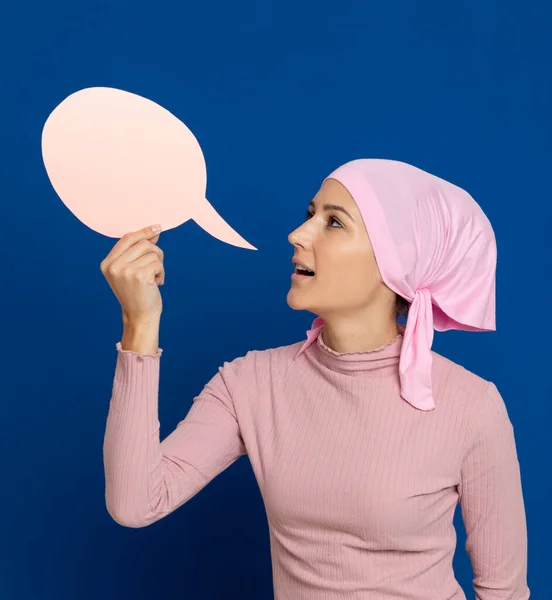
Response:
[103,329,530,600]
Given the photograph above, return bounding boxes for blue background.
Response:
[1,0,548,598]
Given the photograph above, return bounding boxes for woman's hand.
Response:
[100,224,165,326]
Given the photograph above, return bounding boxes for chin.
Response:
[286,290,301,310]
[286,288,309,311]
[287,288,321,314]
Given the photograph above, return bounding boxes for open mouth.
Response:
[295,266,315,277]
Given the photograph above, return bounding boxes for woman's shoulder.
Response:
[222,339,304,375]
[201,340,305,407]
[432,349,489,384]
[431,349,504,415]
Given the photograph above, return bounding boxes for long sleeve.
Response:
[458,381,530,600]
[103,343,247,528]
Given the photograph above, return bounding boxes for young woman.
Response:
[101,159,530,599]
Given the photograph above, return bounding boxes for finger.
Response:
[127,250,164,271]
[106,238,163,276]
[106,240,162,280]
[104,225,162,265]
[117,238,164,265]
[137,257,165,285]
[116,254,164,286]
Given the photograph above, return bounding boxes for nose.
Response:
[288,223,308,249]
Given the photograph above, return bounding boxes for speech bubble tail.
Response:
[192,198,257,250]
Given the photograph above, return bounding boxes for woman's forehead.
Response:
[317,178,355,205]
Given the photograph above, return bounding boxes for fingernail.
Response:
[151,224,162,233]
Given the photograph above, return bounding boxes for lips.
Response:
[292,258,315,275]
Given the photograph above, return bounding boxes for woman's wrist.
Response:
[121,314,161,355]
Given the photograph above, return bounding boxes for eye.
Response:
[304,210,343,229]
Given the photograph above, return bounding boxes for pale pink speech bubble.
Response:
[41,86,256,250]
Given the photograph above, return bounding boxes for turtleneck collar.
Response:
[309,323,406,378]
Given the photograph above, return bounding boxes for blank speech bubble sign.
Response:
[41,86,256,250]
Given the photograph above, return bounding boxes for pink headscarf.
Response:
[296,159,497,411]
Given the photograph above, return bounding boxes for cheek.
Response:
[324,249,378,292]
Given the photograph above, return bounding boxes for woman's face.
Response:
[287,178,390,318]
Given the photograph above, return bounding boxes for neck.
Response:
[320,314,400,354]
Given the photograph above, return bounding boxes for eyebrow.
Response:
[308,200,354,221]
